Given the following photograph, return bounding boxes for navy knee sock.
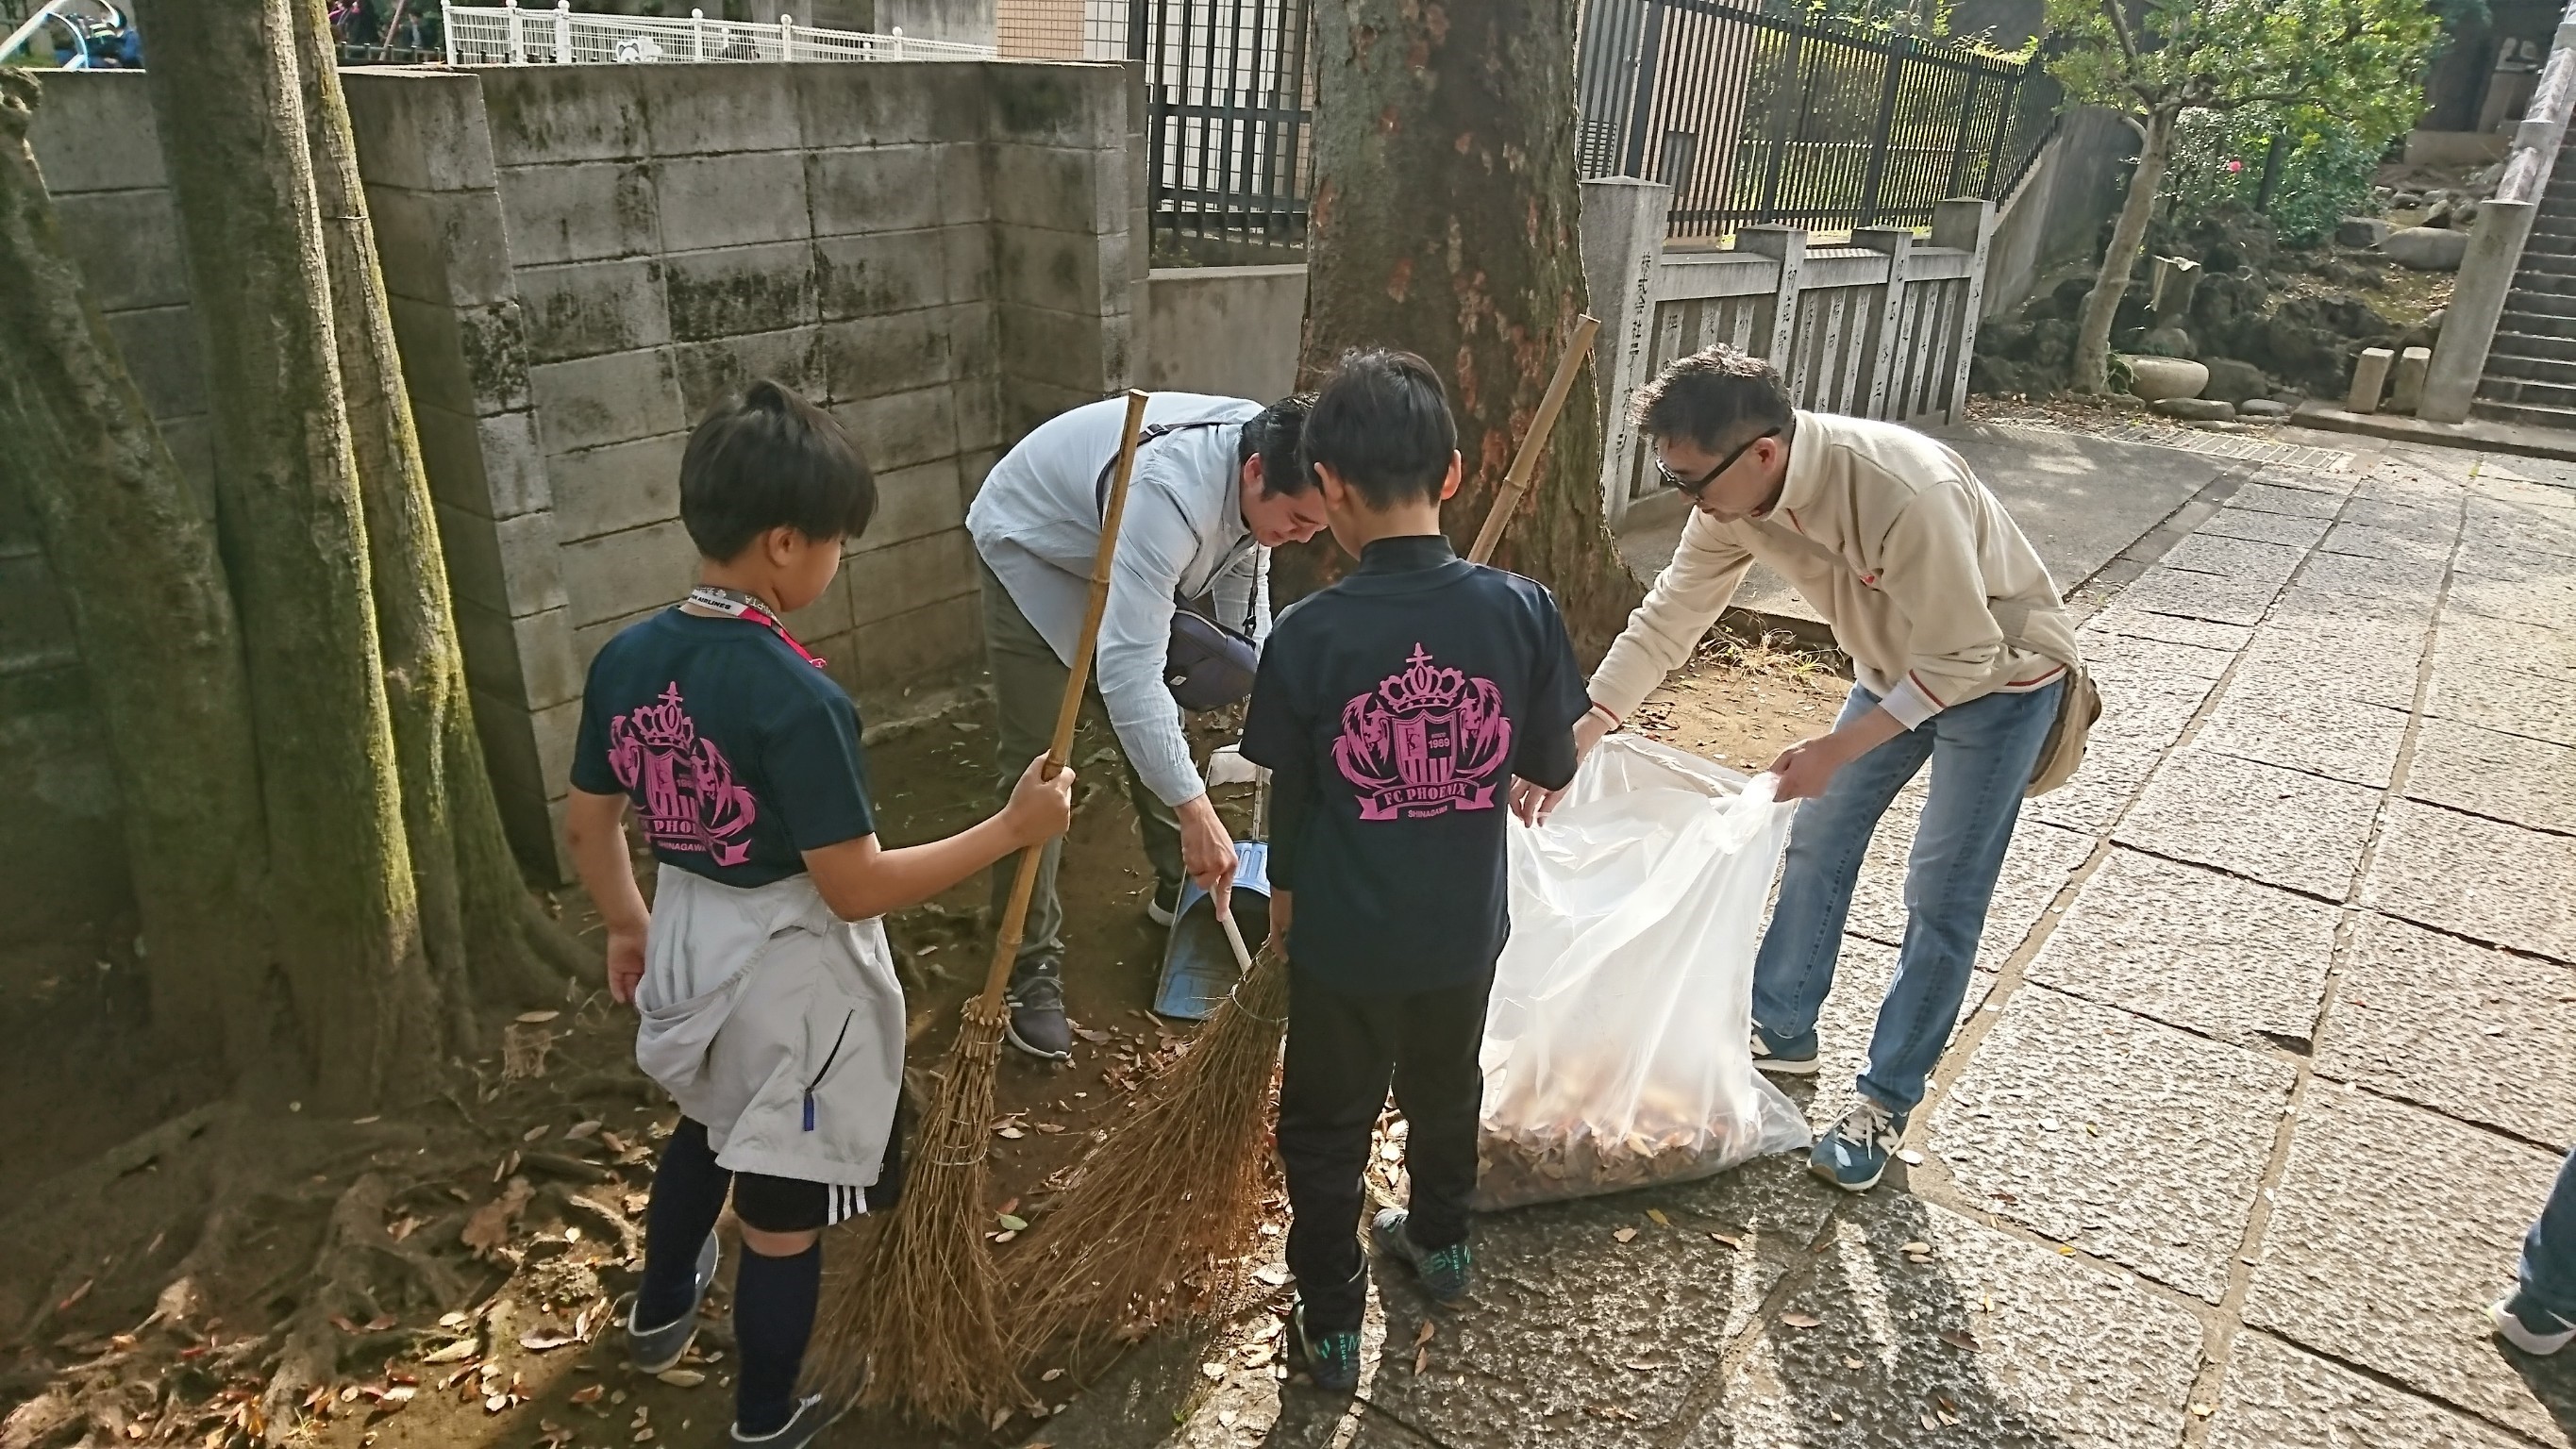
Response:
[636,1119,729,1328]
[732,1241,822,1438]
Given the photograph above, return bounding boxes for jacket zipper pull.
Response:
[803,1090,816,1132]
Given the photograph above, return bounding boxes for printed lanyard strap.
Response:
[687,586,828,669]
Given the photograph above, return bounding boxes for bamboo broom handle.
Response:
[979,389,1151,1010]
[1465,314,1601,566]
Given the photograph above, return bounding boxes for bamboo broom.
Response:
[1003,318,1602,1366]
[811,389,1152,1425]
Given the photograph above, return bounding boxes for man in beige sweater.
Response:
[1513,346,2077,1191]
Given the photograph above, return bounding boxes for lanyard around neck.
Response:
[686,586,827,669]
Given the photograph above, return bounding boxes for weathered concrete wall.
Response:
[1139,264,1305,402]
[1981,105,2136,318]
[18,60,1137,887]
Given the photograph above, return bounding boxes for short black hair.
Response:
[1239,392,1316,496]
[1631,346,1793,451]
[677,379,875,561]
[1300,349,1456,510]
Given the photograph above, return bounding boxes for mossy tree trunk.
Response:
[0,72,276,1085]
[1281,0,1642,654]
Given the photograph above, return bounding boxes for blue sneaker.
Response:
[1751,1023,1820,1075]
[1287,1300,1361,1393]
[1810,1098,1907,1191]
[2494,1290,2576,1355]
[1371,1208,1471,1304]
[623,1233,720,1373]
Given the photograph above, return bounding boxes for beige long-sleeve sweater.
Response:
[1591,410,2078,729]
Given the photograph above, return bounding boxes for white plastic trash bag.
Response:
[1472,734,1812,1210]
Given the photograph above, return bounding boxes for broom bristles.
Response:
[806,998,1019,1424]
[1004,944,1292,1366]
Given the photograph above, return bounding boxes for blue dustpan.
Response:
[1152,840,1272,1022]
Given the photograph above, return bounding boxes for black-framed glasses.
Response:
[1656,427,1781,498]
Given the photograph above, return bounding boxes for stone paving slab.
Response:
[2450,571,2576,634]
[2243,1086,2576,1446]
[2112,565,2284,628]
[2025,848,2340,1048]
[2157,533,2308,586]
[2079,604,2255,655]
[1931,986,2294,1301]
[2206,1331,2529,1449]
[1844,820,2092,967]
[2316,912,2576,1151]
[2406,716,2576,835]
[1779,937,2000,1132]
[1361,1155,1834,1448]
[2232,480,2350,518]
[1688,1195,2205,1449]
[2319,519,2452,563]
[2340,494,2463,541]
[2114,749,2382,902]
[2079,628,2236,684]
[2269,583,2440,631]
[2433,614,2576,684]
[2298,548,2451,604]
[2028,732,2163,837]
[2366,798,2576,962]
[2198,507,2334,551]
[2233,616,2427,713]
[2191,677,2410,789]
[2428,652,2576,748]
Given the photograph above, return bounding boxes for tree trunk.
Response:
[2072,108,2176,395]
[1285,0,1643,654]
[134,0,441,1108]
[0,72,277,1085]
[287,0,587,1033]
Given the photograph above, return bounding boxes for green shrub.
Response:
[2161,107,2391,246]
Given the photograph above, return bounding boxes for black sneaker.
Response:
[1146,878,1184,927]
[1286,1300,1361,1394]
[730,1392,849,1446]
[1371,1208,1471,1304]
[1004,958,1072,1061]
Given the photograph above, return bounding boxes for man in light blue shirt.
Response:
[966,392,1328,1058]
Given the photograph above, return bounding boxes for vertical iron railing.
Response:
[1128,0,1313,253]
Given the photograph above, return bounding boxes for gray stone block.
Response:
[2080,629,2235,684]
[454,598,581,713]
[1000,378,1102,448]
[467,684,555,876]
[2366,798,2576,961]
[2229,481,2347,520]
[987,66,1123,151]
[2243,1088,2572,1443]
[990,143,1120,234]
[0,553,76,667]
[479,66,648,165]
[831,385,958,473]
[2192,678,2409,788]
[2436,613,2576,685]
[2383,225,2469,271]
[547,433,687,543]
[2334,216,2392,249]
[2156,531,2304,588]
[2149,396,2234,422]
[104,306,204,424]
[807,144,943,238]
[2316,911,2576,1150]
[2301,541,2449,599]
[2027,848,2339,1047]
[51,190,187,313]
[662,242,818,343]
[1001,302,1111,393]
[517,258,670,365]
[850,591,981,691]
[1932,986,2295,1301]
[1696,1194,2204,1449]
[368,185,514,308]
[437,500,568,619]
[2078,603,2254,654]
[571,602,665,677]
[937,141,989,226]
[415,405,551,522]
[21,72,161,192]
[159,415,214,515]
[995,225,1112,312]
[953,370,1003,454]
[845,527,976,626]
[2237,399,2289,419]
[640,63,803,158]
[2427,651,2576,747]
[794,59,949,150]
[819,309,954,403]
[940,224,996,304]
[2206,1332,2526,1449]
[656,151,811,254]
[560,517,698,627]
[529,696,583,802]
[814,229,950,319]
[672,327,828,422]
[386,293,477,415]
[853,458,966,552]
[343,70,498,192]
[2200,357,2271,404]
[497,160,658,268]
[2114,748,2381,901]
[529,347,685,456]
[780,572,854,642]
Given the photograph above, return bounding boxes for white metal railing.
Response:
[439,1,995,65]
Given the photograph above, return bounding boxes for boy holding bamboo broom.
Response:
[561,381,1076,1447]
[1241,351,1591,1392]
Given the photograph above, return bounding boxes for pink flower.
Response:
[2227,159,2245,173]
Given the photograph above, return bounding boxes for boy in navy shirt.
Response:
[1241,351,1589,1392]
[564,381,1074,1447]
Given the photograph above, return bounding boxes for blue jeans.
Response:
[2522,1148,2576,1317]
[1751,677,2065,1115]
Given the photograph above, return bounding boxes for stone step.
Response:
[2491,329,2576,363]
[2511,269,2576,295]
[2477,375,2576,411]
[2501,290,2576,319]
[2471,396,2576,431]
[2484,349,2576,382]
[2523,248,2576,275]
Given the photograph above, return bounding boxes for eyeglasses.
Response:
[1656,427,1781,498]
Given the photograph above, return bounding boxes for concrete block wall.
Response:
[21,61,1138,888]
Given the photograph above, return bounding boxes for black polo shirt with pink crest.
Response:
[569,609,876,888]
[1242,533,1588,993]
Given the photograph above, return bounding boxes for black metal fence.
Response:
[1126,0,2055,253]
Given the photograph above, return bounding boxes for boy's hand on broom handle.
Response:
[1001,752,1079,847]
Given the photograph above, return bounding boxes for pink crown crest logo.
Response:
[607,682,760,867]
[1332,643,1514,821]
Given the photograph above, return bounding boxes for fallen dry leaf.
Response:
[438,1311,470,1328]
[521,1331,577,1352]
[1780,1311,1822,1329]
[1612,1227,1638,1243]
[1200,1362,1226,1381]
[1708,1231,1742,1249]
[1646,1208,1671,1226]
[1039,1368,1064,1383]
[523,1124,551,1142]
[1413,1321,1435,1348]
[461,1177,533,1257]
[1900,1241,1930,1254]
[515,1010,560,1024]
[565,1121,603,1141]
[1413,1346,1427,1374]
[570,1384,605,1405]
[655,1369,705,1388]
[422,1339,478,1364]
[1939,1329,1982,1353]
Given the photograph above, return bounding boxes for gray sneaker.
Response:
[1005,957,1073,1061]
[624,1233,720,1373]
[731,1393,850,1446]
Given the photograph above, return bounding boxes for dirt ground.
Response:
[0,634,1848,1449]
